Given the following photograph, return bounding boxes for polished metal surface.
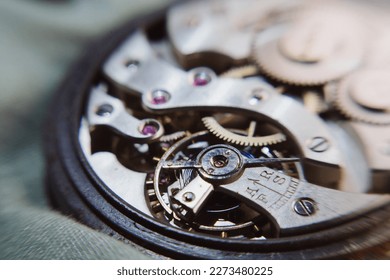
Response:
[87,85,164,142]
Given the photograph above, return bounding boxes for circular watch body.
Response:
[45,0,390,259]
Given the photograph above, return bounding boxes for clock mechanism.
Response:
[47,0,390,259]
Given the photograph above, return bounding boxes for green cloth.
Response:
[0,0,170,259]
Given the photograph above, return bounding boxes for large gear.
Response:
[160,131,187,142]
[329,69,390,125]
[252,7,365,85]
[202,116,286,146]
[150,130,302,239]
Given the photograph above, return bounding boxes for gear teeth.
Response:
[202,117,286,147]
[327,71,390,125]
[251,6,365,86]
[160,131,187,142]
[253,50,330,86]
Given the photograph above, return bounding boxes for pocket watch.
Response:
[45,0,390,259]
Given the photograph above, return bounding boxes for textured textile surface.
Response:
[0,0,170,259]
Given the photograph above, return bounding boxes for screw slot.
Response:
[307,136,330,153]
[294,198,316,216]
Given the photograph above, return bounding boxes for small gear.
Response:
[329,69,390,125]
[202,117,286,146]
[160,131,188,142]
[252,7,365,85]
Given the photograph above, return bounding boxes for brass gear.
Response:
[160,131,188,142]
[252,7,365,86]
[202,116,286,146]
[328,69,390,125]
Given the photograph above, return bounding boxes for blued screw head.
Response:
[294,198,316,216]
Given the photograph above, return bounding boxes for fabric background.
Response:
[0,0,171,259]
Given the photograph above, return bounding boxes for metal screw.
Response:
[249,88,269,105]
[95,104,113,117]
[183,192,195,202]
[294,198,316,216]
[207,168,215,174]
[307,136,330,153]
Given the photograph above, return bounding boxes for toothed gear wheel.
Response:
[329,69,390,125]
[202,117,286,146]
[252,8,365,85]
[160,131,187,142]
[151,130,303,239]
